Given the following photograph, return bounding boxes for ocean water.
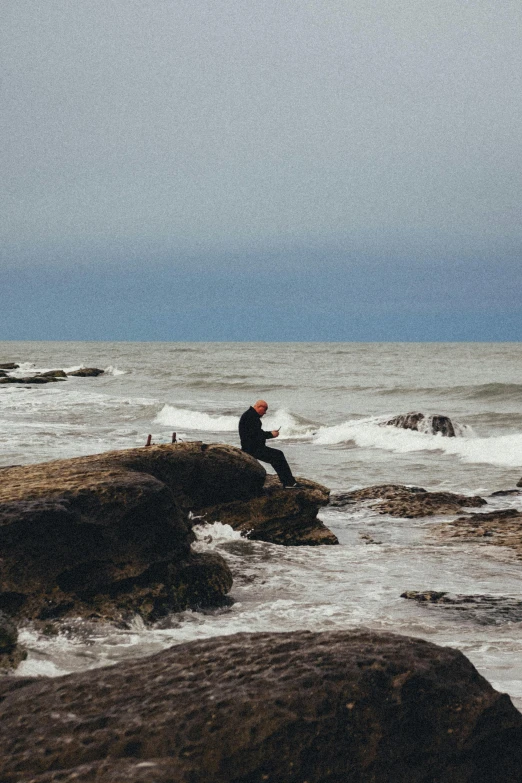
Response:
[1,341,522,708]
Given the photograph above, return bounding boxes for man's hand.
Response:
[271,429,280,438]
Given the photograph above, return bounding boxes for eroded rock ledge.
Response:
[0,444,333,627]
[0,629,521,783]
[331,484,486,518]
[435,508,522,558]
[196,474,336,545]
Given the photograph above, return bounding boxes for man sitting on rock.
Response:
[239,400,298,488]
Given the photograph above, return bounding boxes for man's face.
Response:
[253,402,268,416]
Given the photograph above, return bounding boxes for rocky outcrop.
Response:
[0,444,264,623]
[331,484,486,518]
[196,474,336,545]
[385,412,456,437]
[40,369,68,378]
[67,367,104,377]
[517,476,522,487]
[0,375,65,384]
[0,363,19,370]
[1,629,521,783]
[0,444,333,624]
[402,590,522,624]
[0,610,26,672]
[435,508,522,558]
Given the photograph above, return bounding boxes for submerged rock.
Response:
[0,376,64,385]
[401,590,522,625]
[435,508,522,558]
[1,629,521,782]
[385,412,456,437]
[330,484,486,518]
[196,474,336,545]
[39,369,68,378]
[67,367,104,377]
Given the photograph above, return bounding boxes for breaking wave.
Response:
[154,405,238,431]
[153,405,318,438]
[313,416,522,468]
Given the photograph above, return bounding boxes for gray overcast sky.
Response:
[1,0,521,339]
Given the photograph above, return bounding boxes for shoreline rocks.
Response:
[330,484,486,518]
[196,474,336,545]
[0,444,334,627]
[384,412,457,437]
[0,366,104,385]
[1,629,521,782]
[67,367,104,377]
[401,590,522,624]
[434,508,522,558]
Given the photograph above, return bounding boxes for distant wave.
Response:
[182,380,296,392]
[313,416,522,468]
[103,365,127,376]
[377,382,522,402]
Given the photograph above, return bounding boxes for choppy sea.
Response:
[1,341,522,709]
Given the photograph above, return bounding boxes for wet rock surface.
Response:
[0,610,27,672]
[1,629,521,783]
[0,363,19,370]
[40,369,68,378]
[0,444,262,623]
[330,484,486,518]
[402,590,522,625]
[196,474,336,545]
[0,444,333,626]
[384,412,457,437]
[0,375,65,384]
[435,508,522,558]
[67,367,104,377]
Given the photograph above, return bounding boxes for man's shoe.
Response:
[284,482,300,489]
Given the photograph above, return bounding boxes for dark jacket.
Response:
[239,406,274,455]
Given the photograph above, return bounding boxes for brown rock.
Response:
[0,444,333,624]
[0,376,64,384]
[1,630,521,783]
[435,508,522,558]
[197,474,336,545]
[384,412,456,437]
[402,590,522,624]
[67,367,104,377]
[39,370,68,378]
[0,444,258,622]
[331,484,486,518]
[0,363,19,370]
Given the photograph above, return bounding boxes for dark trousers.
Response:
[246,445,295,486]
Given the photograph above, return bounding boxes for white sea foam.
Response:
[153,404,318,438]
[103,365,127,376]
[263,408,318,439]
[192,521,244,547]
[314,417,522,467]
[154,405,239,431]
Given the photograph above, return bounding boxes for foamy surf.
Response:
[153,405,318,438]
[154,405,238,431]
[314,416,522,467]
